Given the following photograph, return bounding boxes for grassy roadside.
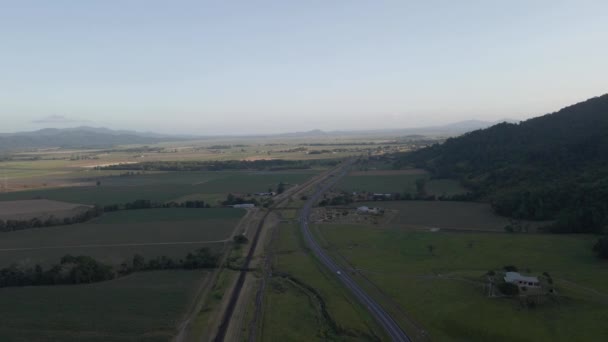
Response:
[186,268,240,341]
[259,221,388,341]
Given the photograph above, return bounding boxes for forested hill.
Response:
[398,94,608,233]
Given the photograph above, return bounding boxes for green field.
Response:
[0,270,206,342]
[0,170,319,205]
[260,222,384,341]
[337,174,425,193]
[337,172,465,196]
[315,224,608,341]
[357,201,520,231]
[92,207,243,224]
[0,208,244,267]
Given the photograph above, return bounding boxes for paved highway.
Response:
[299,161,412,342]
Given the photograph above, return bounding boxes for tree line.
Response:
[103,199,210,212]
[0,198,215,233]
[0,247,220,288]
[0,206,103,232]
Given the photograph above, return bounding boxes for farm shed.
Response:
[504,272,540,289]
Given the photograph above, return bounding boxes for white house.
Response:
[504,272,540,289]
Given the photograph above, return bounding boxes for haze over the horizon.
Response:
[1,1,606,135]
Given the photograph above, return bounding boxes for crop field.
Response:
[91,207,242,223]
[315,224,608,341]
[0,208,244,267]
[336,170,465,196]
[355,201,547,232]
[0,170,319,206]
[260,222,385,341]
[0,159,131,192]
[0,135,410,192]
[0,270,207,341]
[0,199,90,220]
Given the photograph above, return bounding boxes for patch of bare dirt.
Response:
[0,199,91,221]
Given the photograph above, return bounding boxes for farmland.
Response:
[0,205,247,341]
[0,208,244,267]
[354,200,545,232]
[0,270,207,342]
[0,170,319,206]
[336,169,465,196]
[314,223,608,341]
[0,148,329,341]
[0,199,90,221]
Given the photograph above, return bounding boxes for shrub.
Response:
[498,282,519,296]
[233,234,249,244]
[593,237,608,259]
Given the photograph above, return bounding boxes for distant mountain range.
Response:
[0,126,184,152]
[271,119,519,138]
[0,119,517,152]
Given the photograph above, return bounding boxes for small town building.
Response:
[504,272,540,289]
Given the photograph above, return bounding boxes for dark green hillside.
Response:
[398,94,608,233]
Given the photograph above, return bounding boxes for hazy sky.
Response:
[1,1,607,134]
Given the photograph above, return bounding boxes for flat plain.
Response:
[357,200,514,231]
[0,199,90,220]
[0,170,320,206]
[0,208,244,267]
[337,170,466,196]
[0,270,207,342]
[0,134,406,342]
[314,223,608,341]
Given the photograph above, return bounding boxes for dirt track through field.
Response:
[0,240,229,252]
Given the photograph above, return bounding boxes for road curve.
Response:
[299,161,412,342]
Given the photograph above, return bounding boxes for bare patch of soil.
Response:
[0,199,91,221]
